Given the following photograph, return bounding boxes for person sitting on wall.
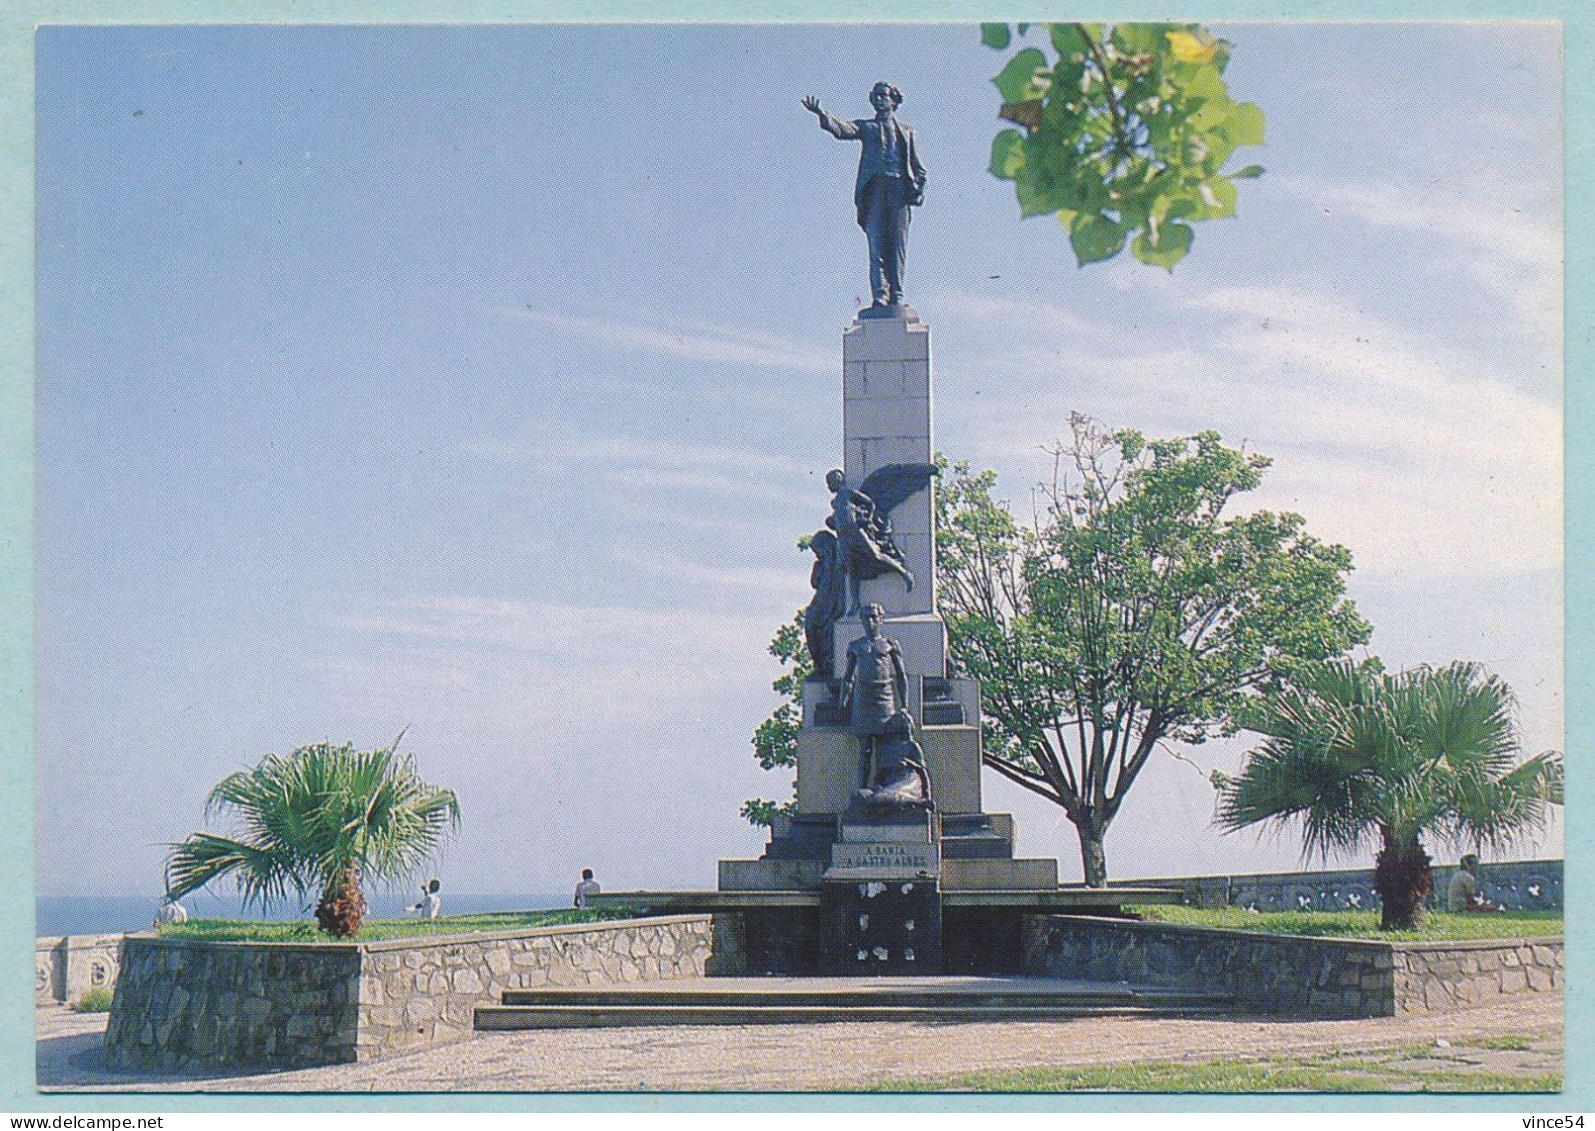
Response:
[153,895,188,928]
[574,868,601,910]
[1447,853,1502,912]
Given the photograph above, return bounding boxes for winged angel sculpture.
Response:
[804,463,937,675]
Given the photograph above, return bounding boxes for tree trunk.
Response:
[1373,833,1432,931]
[1076,822,1108,888]
[314,863,367,938]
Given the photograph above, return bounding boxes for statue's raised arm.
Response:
[802,83,926,313]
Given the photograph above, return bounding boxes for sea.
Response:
[36,892,571,938]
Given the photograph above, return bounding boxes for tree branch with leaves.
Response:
[982,22,1265,270]
[741,611,808,828]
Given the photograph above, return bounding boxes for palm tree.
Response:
[165,736,461,938]
[1214,660,1561,930]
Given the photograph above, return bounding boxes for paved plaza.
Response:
[38,993,1561,1093]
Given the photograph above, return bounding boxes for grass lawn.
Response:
[1129,906,1562,942]
[155,906,643,943]
[871,1038,1563,1093]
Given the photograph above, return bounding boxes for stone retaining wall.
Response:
[357,915,712,1060]
[1396,939,1564,1013]
[1023,915,1562,1018]
[35,935,124,1006]
[106,915,713,1072]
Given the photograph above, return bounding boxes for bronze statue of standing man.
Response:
[802,83,927,313]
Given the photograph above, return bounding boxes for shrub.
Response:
[74,987,114,1012]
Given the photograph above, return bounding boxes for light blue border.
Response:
[4,0,1585,1115]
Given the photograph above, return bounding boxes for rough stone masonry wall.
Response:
[357,915,712,1061]
[1395,940,1564,1013]
[1023,916,1561,1018]
[106,938,362,1072]
[105,915,714,1072]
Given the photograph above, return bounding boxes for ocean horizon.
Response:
[36,892,574,937]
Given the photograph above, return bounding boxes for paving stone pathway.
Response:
[37,995,1561,1094]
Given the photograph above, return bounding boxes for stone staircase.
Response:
[474,976,1233,1030]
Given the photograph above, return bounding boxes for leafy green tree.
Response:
[165,736,461,938]
[1213,660,1563,930]
[982,22,1265,270]
[936,416,1370,885]
[741,611,807,828]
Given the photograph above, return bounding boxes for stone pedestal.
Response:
[713,306,1071,974]
[798,675,983,817]
[820,878,941,974]
[842,306,939,635]
[820,812,942,974]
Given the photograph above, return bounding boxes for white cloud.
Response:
[334,594,769,662]
[941,279,1560,582]
[462,420,814,504]
[612,546,801,598]
[503,307,834,374]
[321,594,787,741]
[924,288,1118,345]
[1276,175,1562,342]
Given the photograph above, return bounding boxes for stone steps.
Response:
[474,978,1233,1030]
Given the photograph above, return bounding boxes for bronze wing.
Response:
[857,463,938,518]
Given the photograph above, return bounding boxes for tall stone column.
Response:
[835,307,946,681]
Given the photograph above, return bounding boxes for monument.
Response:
[711,85,1072,975]
[597,84,1172,975]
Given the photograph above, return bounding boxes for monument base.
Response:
[856,302,918,322]
[819,808,942,973]
[820,877,941,974]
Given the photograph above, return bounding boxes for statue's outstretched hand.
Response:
[802,96,823,116]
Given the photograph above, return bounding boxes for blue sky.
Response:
[34,22,1562,898]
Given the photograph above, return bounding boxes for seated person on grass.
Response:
[1447,853,1501,913]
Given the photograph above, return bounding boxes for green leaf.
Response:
[1179,61,1230,106]
[1049,23,1091,58]
[1016,167,1068,218]
[1231,164,1265,178]
[1187,84,1236,132]
[981,23,1011,50]
[1111,23,1169,56]
[1154,188,1201,224]
[989,129,1026,180]
[987,20,1265,274]
[1132,220,1194,270]
[1013,132,1078,216]
[992,48,1052,103]
[1220,102,1266,147]
[1070,213,1127,265]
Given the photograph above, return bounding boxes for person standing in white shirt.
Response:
[410,877,442,919]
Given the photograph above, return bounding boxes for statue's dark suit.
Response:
[813,111,927,306]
